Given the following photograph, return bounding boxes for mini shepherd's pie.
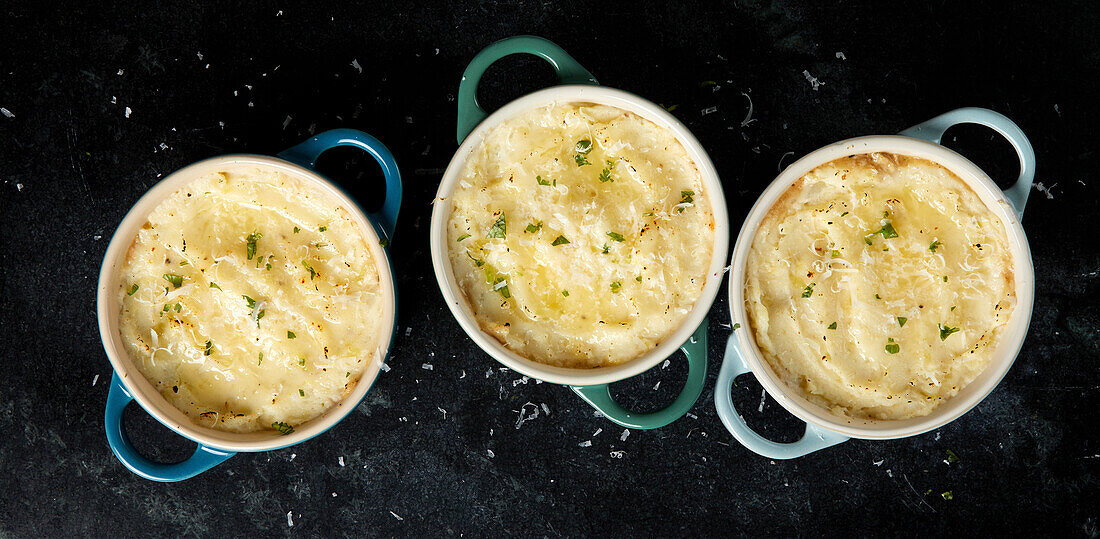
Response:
[118,168,386,434]
[744,153,1016,420]
[446,103,715,368]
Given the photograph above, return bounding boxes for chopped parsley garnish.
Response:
[898,317,907,327]
[209,282,222,290]
[162,304,170,312]
[610,281,622,293]
[298,357,306,366]
[875,294,882,300]
[607,231,625,242]
[272,421,294,435]
[938,323,961,341]
[879,222,898,238]
[163,273,183,288]
[801,283,815,298]
[245,231,262,260]
[732,323,741,330]
[885,338,899,354]
[315,243,327,248]
[840,211,849,216]
[457,233,471,242]
[379,238,389,248]
[492,276,511,298]
[257,309,265,322]
[301,260,316,280]
[487,214,507,239]
[127,284,139,296]
[929,239,942,253]
[174,303,181,312]
[941,491,954,501]
[635,275,643,282]
[574,140,593,166]
[946,449,960,463]
[525,221,543,233]
[467,252,485,267]
[179,260,189,266]
[598,161,614,182]
[943,276,948,282]
[831,250,841,257]
[299,389,305,397]
[562,290,569,296]
[258,352,263,365]
[675,190,695,213]
[204,340,213,356]
[536,175,551,186]
[243,295,257,309]
[293,226,300,234]
[575,153,590,166]
[319,226,327,232]
[551,235,570,246]
[287,330,296,339]
[602,243,610,254]
[827,322,837,330]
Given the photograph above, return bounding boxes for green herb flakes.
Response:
[827,322,837,330]
[163,273,183,288]
[938,323,961,341]
[287,330,296,339]
[943,276,948,282]
[841,211,849,216]
[319,226,327,232]
[127,284,139,296]
[635,275,643,282]
[243,295,257,309]
[245,231,262,260]
[598,161,614,182]
[299,389,305,397]
[257,309,265,322]
[526,221,543,233]
[801,283,815,298]
[204,340,213,356]
[179,260,189,266]
[946,449,960,463]
[733,323,741,330]
[298,357,306,366]
[209,282,222,290]
[551,235,570,246]
[607,231,625,242]
[536,175,551,186]
[941,491,954,501]
[885,338,900,354]
[574,140,593,165]
[457,233,471,242]
[562,290,569,297]
[258,352,263,365]
[302,260,316,280]
[898,317,907,327]
[293,226,300,234]
[610,281,622,293]
[602,243,610,254]
[880,222,898,238]
[272,421,294,435]
[831,250,841,257]
[929,239,942,252]
[487,214,507,239]
[379,238,389,248]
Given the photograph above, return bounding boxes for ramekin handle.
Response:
[899,107,1036,218]
[104,374,235,482]
[457,35,598,143]
[278,128,403,245]
[570,319,708,430]
[714,335,848,459]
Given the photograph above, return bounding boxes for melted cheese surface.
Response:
[118,168,385,433]
[745,153,1015,420]
[447,103,715,368]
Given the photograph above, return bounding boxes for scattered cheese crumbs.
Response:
[16,184,23,191]
[124,106,132,118]
[758,389,767,412]
[287,511,294,527]
[422,363,433,370]
[873,459,884,466]
[836,51,847,60]
[437,407,447,419]
[740,92,755,127]
[196,51,203,60]
[702,106,718,115]
[620,429,630,441]
[653,381,661,391]
[282,115,292,130]
[0,107,13,118]
[487,449,495,458]
[685,413,698,419]
[515,402,540,429]
[540,403,550,415]
[351,59,362,73]
[1034,182,1057,199]
[802,69,824,90]
[380,362,391,373]
[290,453,296,460]
[405,327,412,337]
[593,428,603,437]
[610,451,624,459]
[662,359,670,369]
[92,374,99,386]
[338,456,345,467]
[117,69,124,75]
[332,492,337,497]
[578,440,592,447]
[389,511,403,521]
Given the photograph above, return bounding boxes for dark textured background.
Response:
[2,1,1098,536]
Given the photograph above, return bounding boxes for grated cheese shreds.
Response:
[745,153,1016,420]
[117,168,385,432]
[447,103,715,368]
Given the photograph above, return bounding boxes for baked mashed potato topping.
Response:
[447,103,715,368]
[118,168,385,433]
[745,153,1015,420]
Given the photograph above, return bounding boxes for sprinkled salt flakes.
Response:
[91,374,99,387]
[124,106,132,118]
[338,456,345,467]
[422,363,433,371]
[351,59,362,73]
[578,440,592,447]
[389,511,403,521]
[286,511,294,527]
[802,69,824,90]
[0,107,13,118]
[620,429,630,441]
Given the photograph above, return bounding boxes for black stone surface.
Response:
[2,1,1098,536]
